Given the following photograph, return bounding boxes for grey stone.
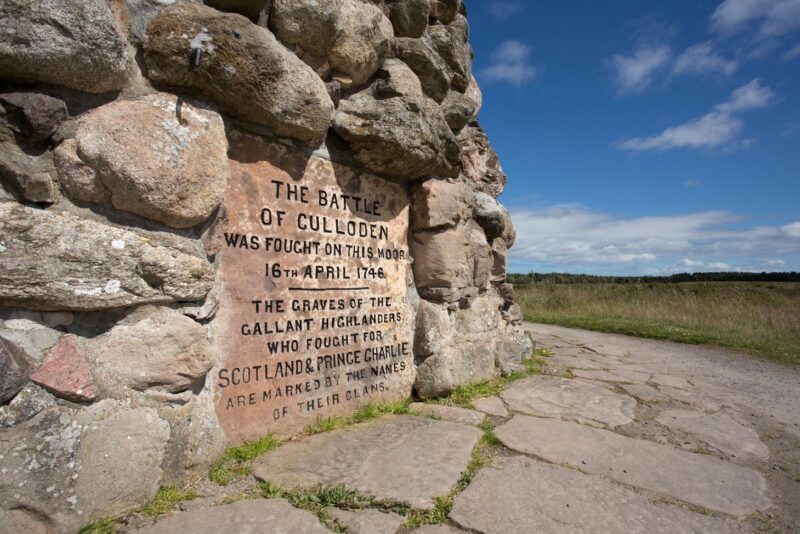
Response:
[413,226,474,290]
[414,299,452,358]
[375,58,424,98]
[0,92,67,142]
[490,238,508,284]
[388,0,430,38]
[571,368,651,384]
[137,499,330,534]
[393,37,452,103]
[0,384,56,427]
[56,93,228,229]
[329,508,405,534]
[75,402,171,523]
[253,415,482,509]
[495,324,531,375]
[495,416,771,517]
[427,25,471,92]
[656,409,769,462]
[429,0,461,24]
[0,0,129,93]
[0,143,57,203]
[334,94,460,180]
[205,0,271,22]
[0,335,31,403]
[90,306,215,395]
[269,0,341,58]
[620,382,668,403]
[409,402,485,425]
[0,203,214,311]
[472,192,506,239]
[414,526,464,533]
[441,90,479,133]
[501,376,636,427]
[0,507,53,534]
[144,2,333,146]
[467,219,492,289]
[411,179,470,231]
[458,124,507,197]
[449,456,745,534]
[328,0,394,85]
[472,397,509,417]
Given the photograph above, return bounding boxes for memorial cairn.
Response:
[0,0,530,530]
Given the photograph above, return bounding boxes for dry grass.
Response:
[515,282,800,365]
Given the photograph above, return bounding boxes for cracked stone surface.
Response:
[329,508,405,534]
[501,375,636,427]
[409,403,485,426]
[252,415,482,509]
[495,415,770,517]
[472,396,509,417]
[449,456,745,534]
[137,499,329,534]
[655,409,769,462]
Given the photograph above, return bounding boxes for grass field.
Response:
[515,282,800,365]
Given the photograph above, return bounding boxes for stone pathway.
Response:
[132,323,800,533]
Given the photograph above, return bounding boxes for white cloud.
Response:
[784,42,800,59]
[608,45,672,93]
[711,0,800,39]
[508,205,800,273]
[616,79,776,152]
[480,40,538,86]
[672,42,738,77]
[487,0,523,19]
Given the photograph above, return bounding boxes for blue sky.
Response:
[469,0,800,275]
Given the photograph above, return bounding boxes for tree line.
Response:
[508,272,800,285]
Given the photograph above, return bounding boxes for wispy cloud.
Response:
[486,0,523,19]
[784,42,800,59]
[671,41,738,78]
[616,79,776,152]
[480,40,538,86]
[508,204,800,273]
[711,0,800,39]
[682,179,700,188]
[608,45,672,93]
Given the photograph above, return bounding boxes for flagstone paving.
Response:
[135,323,800,533]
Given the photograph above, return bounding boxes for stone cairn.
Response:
[0,0,530,531]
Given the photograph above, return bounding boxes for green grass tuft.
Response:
[77,517,118,534]
[210,433,282,486]
[141,486,198,518]
[305,398,413,435]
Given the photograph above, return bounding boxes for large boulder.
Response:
[328,0,394,85]
[412,225,473,289]
[413,299,452,359]
[427,25,472,92]
[0,203,214,311]
[55,93,228,229]
[90,306,215,395]
[374,59,424,98]
[29,335,97,403]
[0,336,31,404]
[0,0,129,93]
[393,36,451,103]
[205,0,272,22]
[468,220,492,289]
[429,0,461,24]
[491,238,509,284]
[411,179,470,230]
[473,191,506,239]
[388,0,430,38]
[333,93,460,180]
[269,0,341,58]
[441,90,480,133]
[143,3,333,145]
[458,124,507,197]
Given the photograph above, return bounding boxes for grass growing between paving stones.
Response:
[304,398,414,435]
[140,486,199,517]
[431,352,547,409]
[77,517,118,534]
[516,281,800,365]
[210,433,282,485]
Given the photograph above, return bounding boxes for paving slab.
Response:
[409,403,485,426]
[413,526,464,533]
[658,386,724,412]
[449,456,745,534]
[494,416,770,517]
[656,409,769,462]
[620,383,668,403]
[571,368,651,384]
[501,376,636,427]
[135,499,329,534]
[252,415,482,510]
[472,396,509,417]
[329,508,404,534]
[649,373,693,389]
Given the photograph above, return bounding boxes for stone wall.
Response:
[0,0,529,531]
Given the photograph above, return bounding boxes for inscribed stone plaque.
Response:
[212,133,415,443]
